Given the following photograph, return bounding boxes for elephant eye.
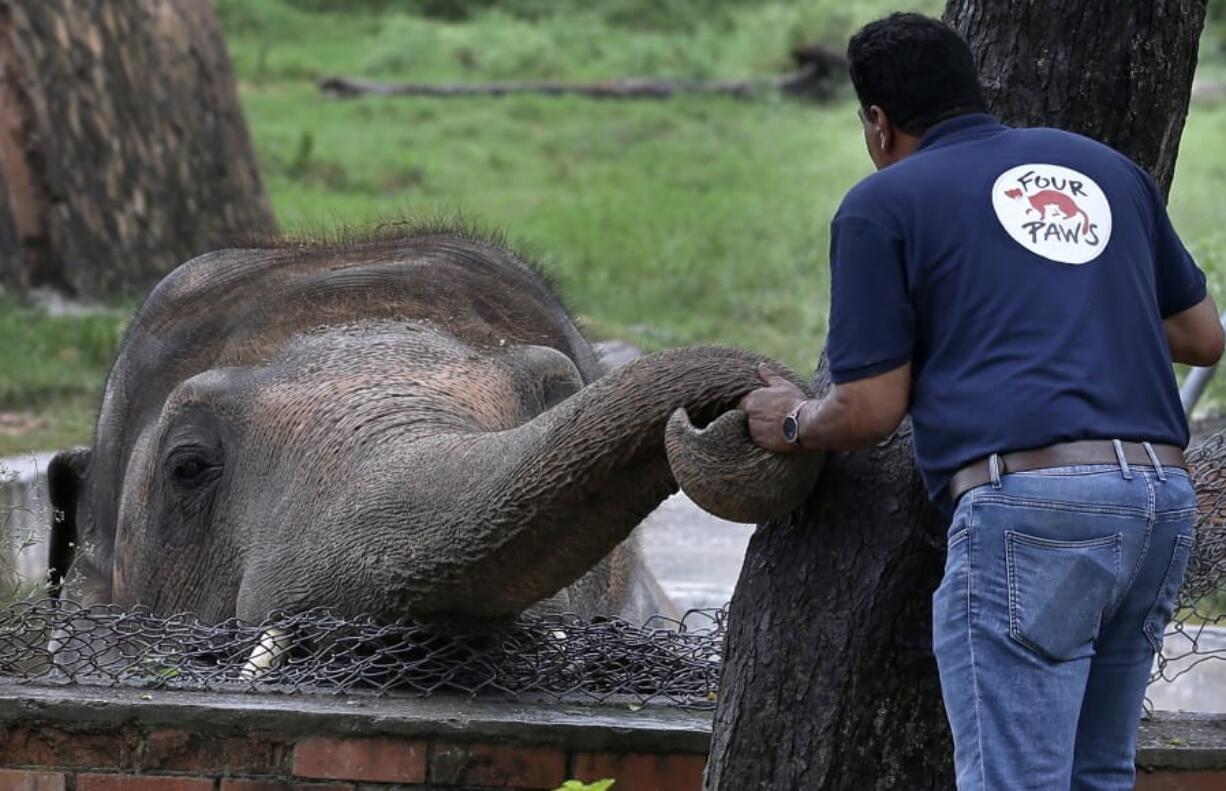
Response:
[167,448,219,489]
[173,458,204,481]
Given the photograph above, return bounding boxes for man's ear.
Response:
[47,448,90,600]
[869,105,895,152]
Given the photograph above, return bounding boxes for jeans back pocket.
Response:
[1005,530,1122,661]
[1144,533,1194,655]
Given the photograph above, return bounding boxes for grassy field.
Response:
[1,0,1225,456]
[218,0,940,366]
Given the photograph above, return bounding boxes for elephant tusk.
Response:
[240,627,290,680]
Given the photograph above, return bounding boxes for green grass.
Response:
[251,88,859,362]
[215,0,942,83]
[0,297,126,455]
[220,0,934,369]
[1,0,1224,455]
[226,0,1226,390]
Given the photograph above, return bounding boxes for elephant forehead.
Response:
[251,333,530,433]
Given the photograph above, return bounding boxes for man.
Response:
[740,12,1224,791]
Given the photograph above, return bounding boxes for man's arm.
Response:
[740,362,910,453]
[1164,294,1225,367]
[1142,165,1221,367]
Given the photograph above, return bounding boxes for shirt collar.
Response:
[916,112,1007,152]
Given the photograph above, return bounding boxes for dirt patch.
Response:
[0,412,43,436]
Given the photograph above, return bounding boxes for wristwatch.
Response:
[781,400,808,447]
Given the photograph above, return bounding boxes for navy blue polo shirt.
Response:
[825,113,1206,505]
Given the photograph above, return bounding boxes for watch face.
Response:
[782,415,799,443]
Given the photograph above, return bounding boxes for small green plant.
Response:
[554,780,615,791]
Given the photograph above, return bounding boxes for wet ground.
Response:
[637,494,753,613]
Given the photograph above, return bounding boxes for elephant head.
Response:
[47,228,821,626]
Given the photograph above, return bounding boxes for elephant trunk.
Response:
[407,346,823,621]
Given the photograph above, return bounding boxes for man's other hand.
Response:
[739,363,807,453]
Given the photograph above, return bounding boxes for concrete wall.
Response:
[0,453,54,590]
[0,685,1222,790]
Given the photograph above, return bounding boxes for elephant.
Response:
[46,225,821,629]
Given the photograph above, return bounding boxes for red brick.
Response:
[76,775,214,791]
[430,743,566,789]
[221,781,353,791]
[292,736,426,783]
[0,769,66,791]
[0,726,137,770]
[1135,771,1226,791]
[143,729,286,774]
[572,752,705,791]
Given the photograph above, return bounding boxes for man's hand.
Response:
[741,362,911,454]
[739,363,808,453]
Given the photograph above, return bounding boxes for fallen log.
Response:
[319,44,848,103]
[321,69,816,101]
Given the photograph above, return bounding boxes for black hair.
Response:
[847,13,987,136]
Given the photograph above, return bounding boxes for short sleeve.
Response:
[825,214,915,383]
[1145,174,1206,318]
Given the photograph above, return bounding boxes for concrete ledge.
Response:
[3,683,1222,767]
[0,682,713,755]
[1137,711,1226,771]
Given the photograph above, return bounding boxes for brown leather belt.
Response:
[949,440,1186,504]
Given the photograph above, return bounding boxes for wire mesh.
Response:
[1152,430,1226,685]
[0,599,724,708]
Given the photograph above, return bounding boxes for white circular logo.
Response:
[991,164,1113,265]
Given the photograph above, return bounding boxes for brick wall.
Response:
[0,685,1221,790]
[0,726,704,789]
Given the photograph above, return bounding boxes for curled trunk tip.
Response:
[666,407,823,524]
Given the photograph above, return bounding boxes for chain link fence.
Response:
[1153,431,1226,686]
[0,599,725,707]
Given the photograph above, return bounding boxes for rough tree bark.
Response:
[945,0,1208,198]
[0,0,275,298]
[706,368,952,790]
[705,3,1209,788]
[0,171,17,279]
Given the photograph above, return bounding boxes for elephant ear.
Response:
[666,408,823,524]
[46,448,90,600]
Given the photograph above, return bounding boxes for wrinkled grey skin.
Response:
[47,229,821,627]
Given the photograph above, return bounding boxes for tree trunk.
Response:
[705,368,952,790]
[706,3,1209,787]
[0,0,275,299]
[944,0,1208,198]
[0,170,18,278]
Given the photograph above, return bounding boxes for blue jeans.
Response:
[932,462,1196,790]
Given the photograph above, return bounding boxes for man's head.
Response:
[848,13,987,169]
